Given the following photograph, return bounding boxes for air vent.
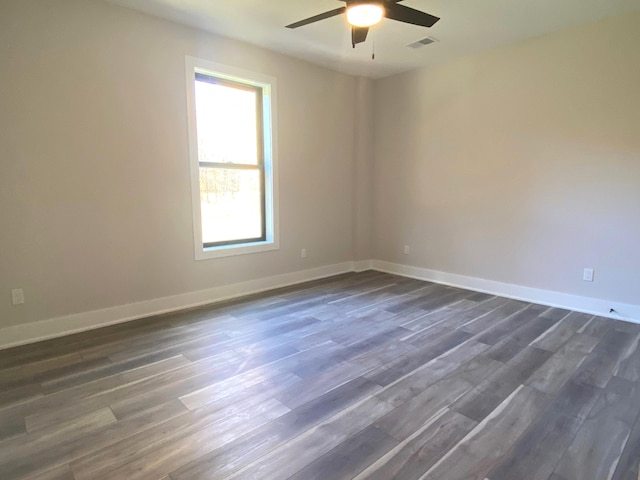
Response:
[407,36,439,49]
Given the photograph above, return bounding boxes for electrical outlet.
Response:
[11,288,25,305]
[404,245,410,255]
[301,248,307,259]
[583,268,594,282]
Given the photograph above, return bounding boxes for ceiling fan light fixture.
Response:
[346,3,384,27]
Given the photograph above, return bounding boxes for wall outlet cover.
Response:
[11,288,25,305]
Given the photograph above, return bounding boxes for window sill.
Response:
[195,240,279,260]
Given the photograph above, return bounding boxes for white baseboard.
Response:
[353,259,373,272]
[0,261,357,351]
[3,258,638,351]
[371,260,640,324]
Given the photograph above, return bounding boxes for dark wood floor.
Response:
[1,271,640,480]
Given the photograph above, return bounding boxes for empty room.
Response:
[1,0,640,478]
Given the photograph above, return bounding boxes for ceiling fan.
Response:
[286,0,440,48]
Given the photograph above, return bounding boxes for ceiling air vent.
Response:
[407,36,439,49]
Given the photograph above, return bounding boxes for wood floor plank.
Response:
[397,323,449,346]
[453,354,504,385]
[532,311,594,352]
[614,329,640,382]
[383,278,437,296]
[578,315,617,338]
[230,314,321,336]
[0,410,26,442]
[474,305,548,346]
[1,354,190,420]
[24,464,75,480]
[327,313,402,347]
[415,288,478,313]
[0,383,43,409]
[449,298,483,311]
[611,404,640,480]
[286,425,398,480]
[90,326,229,363]
[374,376,474,440]
[255,340,346,380]
[451,346,552,422]
[458,300,529,334]
[427,296,510,330]
[328,284,399,310]
[69,383,294,480]
[466,291,494,302]
[170,376,382,479]
[420,385,549,480]
[337,326,413,361]
[0,355,111,392]
[611,320,640,336]
[375,339,490,407]
[40,350,196,394]
[483,314,557,363]
[20,355,198,431]
[572,328,635,388]
[349,340,418,370]
[24,399,186,480]
[89,398,290,480]
[0,407,117,479]
[365,329,473,387]
[399,308,459,333]
[0,271,637,480]
[554,376,640,480]
[539,307,572,321]
[356,408,477,480]
[274,361,371,409]
[487,380,601,480]
[527,333,599,394]
[385,285,453,314]
[226,396,395,480]
[175,368,300,412]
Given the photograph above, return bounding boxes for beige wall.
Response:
[373,12,640,305]
[353,76,375,261]
[2,0,639,336]
[0,0,357,329]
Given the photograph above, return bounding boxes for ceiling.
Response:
[104,0,640,78]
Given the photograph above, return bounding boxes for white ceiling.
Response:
[104,0,640,78]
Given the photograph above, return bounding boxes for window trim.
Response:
[185,56,279,260]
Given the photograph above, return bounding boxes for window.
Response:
[185,57,278,259]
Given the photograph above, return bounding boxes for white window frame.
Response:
[185,56,279,260]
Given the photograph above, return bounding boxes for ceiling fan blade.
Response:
[351,26,369,47]
[385,3,440,28]
[286,7,346,28]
